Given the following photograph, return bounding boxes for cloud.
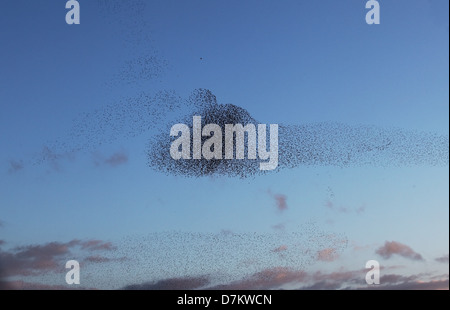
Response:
[272,245,287,253]
[274,195,288,212]
[355,279,449,290]
[300,281,344,290]
[325,200,366,215]
[105,151,128,167]
[380,273,420,284]
[0,240,5,247]
[210,267,307,290]
[325,200,334,209]
[0,239,118,278]
[119,265,448,290]
[209,268,424,290]
[123,276,210,290]
[0,242,71,277]
[317,248,339,262]
[78,239,116,251]
[296,270,357,289]
[37,146,76,172]
[310,269,361,284]
[93,150,128,167]
[0,280,94,290]
[7,160,23,173]
[272,223,286,230]
[376,241,424,261]
[267,191,288,212]
[122,268,307,290]
[435,255,449,263]
[356,205,365,214]
[85,255,112,263]
[301,271,448,290]
[219,229,234,236]
[384,279,449,290]
[352,242,374,252]
[84,255,127,264]
[271,223,285,230]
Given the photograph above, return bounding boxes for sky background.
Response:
[0,0,448,290]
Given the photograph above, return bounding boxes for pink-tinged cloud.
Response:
[304,272,449,290]
[0,242,71,277]
[303,271,448,290]
[123,276,210,290]
[85,255,127,263]
[210,267,307,290]
[380,274,421,284]
[267,190,288,212]
[338,206,349,213]
[85,255,111,263]
[123,268,309,290]
[272,245,288,253]
[325,200,366,215]
[0,280,96,290]
[310,269,361,284]
[317,248,339,262]
[357,279,449,290]
[351,242,377,252]
[120,266,448,290]
[0,239,119,278]
[299,269,362,290]
[274,194,288,212]
[435,255,449,264]
[271,223,285,230]
[325,200,334,209]
[376,241,424,261]
[79,239,116,251]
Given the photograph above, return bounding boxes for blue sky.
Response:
[0,0,448,290]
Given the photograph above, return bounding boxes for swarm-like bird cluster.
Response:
[145,88,449,178]
[114,224,348,290]
[148,89,264,178]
